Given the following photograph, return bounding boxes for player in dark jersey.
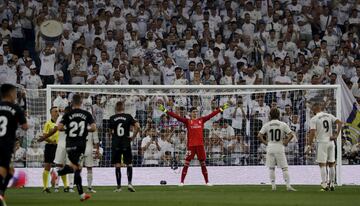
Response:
[109,101,140,192]
[57,94,96,202]
[0,84,28,206]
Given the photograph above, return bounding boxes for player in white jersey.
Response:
[83,131,100,193]
[306,103,342,191]
[258,108,296,191]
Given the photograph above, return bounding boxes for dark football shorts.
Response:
[66,145,86,166]
[0,145,12,169]
[111,146,132,165]
[44,144,57,163]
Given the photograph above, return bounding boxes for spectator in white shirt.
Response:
[242,13,255,37]
[13,140,26,168]
[39,45,56,87]
[330,54,345,77]
[173,66,188,85]
[141,128,161,166]
[350,66,360,84]
[274,65,292,85]
[87,64,107,85]
[220,67,234,85]
[26,141,44,168]
[351,79,360,98]
[161,57,176,85]
[272,40,288,60]
[53,92,69,111]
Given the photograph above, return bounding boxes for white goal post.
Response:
[42,84,343,186]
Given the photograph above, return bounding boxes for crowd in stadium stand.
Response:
[1,0,360,167]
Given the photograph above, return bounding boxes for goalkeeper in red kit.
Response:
[159,103,229,186]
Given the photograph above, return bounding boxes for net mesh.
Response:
[14,86,339,168]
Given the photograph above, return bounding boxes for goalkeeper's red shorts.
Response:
[185,146,206,161]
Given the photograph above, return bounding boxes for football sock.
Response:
[68,173,74,188]
[282,168,290,187]
[61,175,68,188]
[54,168,59,189]
[200,162,209,183]
[320,166,327,185]
[74,170,83,195]
[0,175,5,196]
[115,167,121,188]
[43,170,50,189]
[329,166,335,184]
[0,173,12,196]
[87,169,93,188]
[269,168,275,187]
[181,163,189,183]
[127,166,133,185]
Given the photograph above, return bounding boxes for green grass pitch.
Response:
[6,185,359,206]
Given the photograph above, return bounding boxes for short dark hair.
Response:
[64,106,72,114]
[0,84,17,99]
[269,108,280,120]
[50,106,58,113]
[189,107,198,112]
[115,101,124,112]
[72,94,82,105]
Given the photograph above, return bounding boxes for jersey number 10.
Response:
[270,129,281,141]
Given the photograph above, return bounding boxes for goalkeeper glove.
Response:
[220,103,229,112]
[158,104,167,113]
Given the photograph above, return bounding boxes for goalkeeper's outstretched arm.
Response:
[202,103,230,122]
[158,104,187,123]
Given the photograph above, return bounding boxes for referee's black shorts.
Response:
[44,144,57,164]
[111,146,133,165]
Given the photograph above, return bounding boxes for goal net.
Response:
[18,85,342,184]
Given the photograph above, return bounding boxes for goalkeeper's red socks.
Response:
[201,162,209,183]
[180,165,189,183]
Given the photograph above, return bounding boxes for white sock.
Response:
[68,173,74,189]
[282,168,290,187]
[55,168,60,188]
[320,167,327,185]
[269,168,275,187]
[87,169,93,188]
[329,167,335,185]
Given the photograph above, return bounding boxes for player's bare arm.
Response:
[283,133,294,146]
[330,120,343,141]
[57,123,65,131]
[38,126,58,142]
[130,122,141,140]
[305,129,316,154]
[88,123,97,132]
[257,133,268,145]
